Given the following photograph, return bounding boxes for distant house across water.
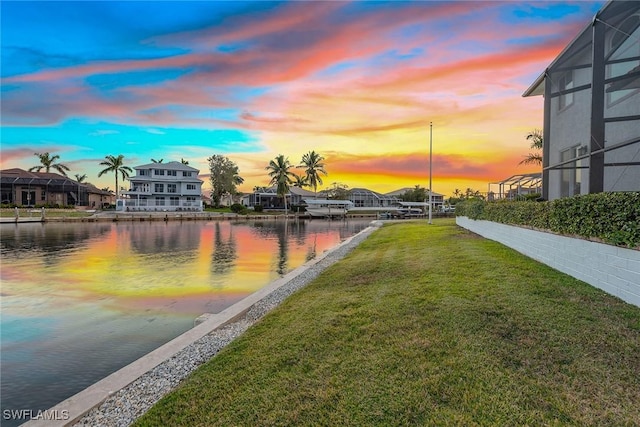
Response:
[242,186,316,209]
[242,185,444,211]
[119,161,203,212]
[0,168,113,208]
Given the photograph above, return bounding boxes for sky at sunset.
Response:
[1,0,605,198]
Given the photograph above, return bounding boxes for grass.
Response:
[135,219,640,426]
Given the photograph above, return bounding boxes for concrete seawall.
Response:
[1,211,381,224]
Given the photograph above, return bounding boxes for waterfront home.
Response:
[120,161,203,211]
[243,186,316,210]
[242,185,447,212]
[523,0,640,200]
[349,188,401,209]
[0,168,113,207]
[385,188,445,211]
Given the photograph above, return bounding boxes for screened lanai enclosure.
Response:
[1,170,88,207]
[523,0,640,200]
[488,173,542,201]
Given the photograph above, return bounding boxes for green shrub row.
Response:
[456,192,640,248]
[230,203,248,214]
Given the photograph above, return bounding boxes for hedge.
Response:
[456,192,640,249]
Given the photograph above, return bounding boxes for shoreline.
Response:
[22,221,383,427]
[1,211,384,224]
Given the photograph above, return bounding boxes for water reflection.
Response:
[0,218,371,422]
[212,222,237,275]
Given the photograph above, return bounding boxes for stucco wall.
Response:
[456,216,640,308]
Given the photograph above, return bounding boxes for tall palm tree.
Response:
[519,129,543,166]
[98,154,133,199]
[266,155,295,215]
[298,150,327,198]
[29,152,70,176]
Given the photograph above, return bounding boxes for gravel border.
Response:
[73,221,382,427]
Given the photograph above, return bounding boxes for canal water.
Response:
[0,218,371,422]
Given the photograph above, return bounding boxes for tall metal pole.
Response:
[428,121,433,225]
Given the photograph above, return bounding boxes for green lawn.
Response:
[135,219,640,426]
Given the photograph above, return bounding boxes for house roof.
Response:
[1,168,71,180]
[385,187,444,197]
[251,185,316,197]
[135,161,199,172]
[491,173,542,187]
[0,168,110,194]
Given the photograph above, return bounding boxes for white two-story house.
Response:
[523,0,640,200]
[118,161,203,212]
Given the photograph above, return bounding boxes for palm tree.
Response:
[74,174,87,183]
[151,158,164,163]
[29,152,70,176]
[519,129,543,166]
[98,154,133,199]
[293,174,309,188]
[266,155,295,215]
[180,158,189,165]
[298,150,327,197]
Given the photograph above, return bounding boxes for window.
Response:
[183,171,192,177]
[558,70,574,110]
[186,196,196,206]
[167,170,177,176]
[154,183,164,193]
[134,183,149,192]
[607,14,640,105]
[155,196,165,206]
[154,169,165,176]
[169,196,179,206]
[139,170,149,176]
[167,184,177,193]
[560,146,584,197]
[41,190,46,201]
[186,184,197,190]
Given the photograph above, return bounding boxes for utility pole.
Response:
[429,121,433,225]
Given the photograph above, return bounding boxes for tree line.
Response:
[208,151,327,212]
[26,129,541,208]
[26,150,328,211]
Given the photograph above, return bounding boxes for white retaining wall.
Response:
[456,216,640,308]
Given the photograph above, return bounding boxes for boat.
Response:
[397,207,423,217]
[303,199,354,218]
